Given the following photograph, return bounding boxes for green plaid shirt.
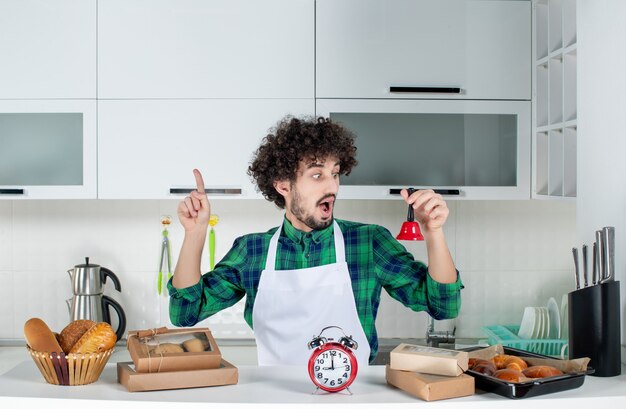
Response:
[168,218,463,363]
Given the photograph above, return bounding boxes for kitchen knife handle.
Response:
[0,188,24,195]
[601,226,615,282]
[169,188,242,195]
[595,230,605,281]
[572,247,580,290]
[592,242,598,285]
[582,244,589,287]
[390,86,462,94]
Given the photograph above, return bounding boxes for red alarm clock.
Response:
[307,326,359,393]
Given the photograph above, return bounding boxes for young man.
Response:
[169,116,462,366]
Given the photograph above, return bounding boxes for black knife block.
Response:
[568,280,621,377]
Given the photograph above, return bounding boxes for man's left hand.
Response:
[400,189,449,234]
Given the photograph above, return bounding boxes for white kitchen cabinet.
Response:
[98,0,314,99]
[0,100,97,199]
[98,99,315,199]
[317,99,531,200]
[316,0,531,100]
[532,0,577,199]
[0,0,96,99]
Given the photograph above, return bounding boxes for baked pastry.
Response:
[150,343,185,354]
[472,360,498,376]
[69,322,117,353]
[522,365,563,378]
[182,338,208,352]
[24,318,63,353]
[503,355,528,371]
[58,320,96,354]
[494,368,523,383]
[492,354,528,371]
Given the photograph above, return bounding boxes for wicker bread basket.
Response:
[27,346,113,386]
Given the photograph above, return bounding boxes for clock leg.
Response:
[311,386,321,395]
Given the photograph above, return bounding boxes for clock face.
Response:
[308,343,357,392]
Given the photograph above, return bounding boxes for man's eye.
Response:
[312,174,321,179]
[332,172,339,178]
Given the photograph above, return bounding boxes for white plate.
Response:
[560,294,568,339]
[518,306,536,339]
[547,297,561,339]
[536,307,548,339]
[532,307,544,339]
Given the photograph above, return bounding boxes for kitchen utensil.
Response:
[66,294,126,340]
[67,257,121,295]
[582,244,589,287]
[571,247,580,290]
[157,216,172,296]
[595,230,605,280]
[600,226,615,283]
[65,257,126,341]
[208,214,219,270]
[396,188,424,241]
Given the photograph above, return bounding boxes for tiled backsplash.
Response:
[0,199,576,341]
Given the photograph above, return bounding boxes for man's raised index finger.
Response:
[193,169,206,193]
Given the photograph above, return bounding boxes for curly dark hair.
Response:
[248,116,358,209]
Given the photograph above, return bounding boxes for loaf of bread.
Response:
[69,322,117,354]
[24,318,63,353]
[522,365,563,378]
[494,368,523,383]
[58,320,96,354]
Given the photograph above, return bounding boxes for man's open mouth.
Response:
[318,196,335,218]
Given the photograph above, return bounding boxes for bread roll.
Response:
[503,355,528,372]
[150,343,185,355]
[494,368,522,383]
[58,320,96,354]
[522,365,563,378]
[24,318,63,353]
[182,338,208,352]
[491,354,528,371]
[70,322,117,353]
[473,361,497,376]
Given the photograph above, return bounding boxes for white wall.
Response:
[577,0,626,356]
[0,198,576,342]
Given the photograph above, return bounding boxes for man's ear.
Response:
[273,179,291,198]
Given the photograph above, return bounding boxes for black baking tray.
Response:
[464,346,594,399]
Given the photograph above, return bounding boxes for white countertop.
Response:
[1,347,625,408]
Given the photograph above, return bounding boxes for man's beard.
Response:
[290,185,334,231]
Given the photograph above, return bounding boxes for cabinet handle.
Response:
[389,86,462,94]
[389,188,460,196]
[0,188,24,195]
[169,188,242,195]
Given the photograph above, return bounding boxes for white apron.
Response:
[252,220,370,366]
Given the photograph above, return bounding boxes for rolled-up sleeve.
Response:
[168,237,247,327]
[373,225,463,319]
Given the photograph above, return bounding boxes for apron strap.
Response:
[265,220,345,270]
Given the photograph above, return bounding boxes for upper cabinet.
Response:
[98,99,314,199]
[316,0,531,100]
[98,0,314,99]
[0,0,96,99]
[0,100,97,199]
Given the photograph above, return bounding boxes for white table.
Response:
[1,357,625,409]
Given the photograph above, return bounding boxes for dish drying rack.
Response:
[482,325,568,358]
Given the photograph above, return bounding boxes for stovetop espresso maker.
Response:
[66,257,126,340]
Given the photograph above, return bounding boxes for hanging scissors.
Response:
[157,216,172,296]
